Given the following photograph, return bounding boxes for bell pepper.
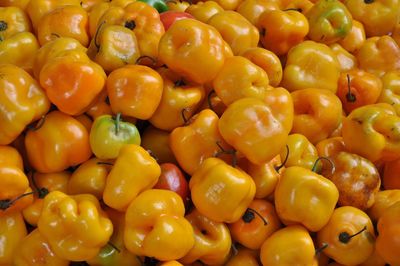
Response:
[25,111,92,173]
[103,144,161,211]
[124,189,195,261]
[158,18,232,84]
[0,6,31,39]
[13,229,69,266]
[87,208,142,266]
[337,69,383,114]
[0,212,27,265]
[97,1,165,59]
[241,47,283,87]
[356,35,400,77]
[32,36,87,79]
[37,191,113,261]
[0,0,31,10]
[189,157,256,223]
[106,65,163,119]
[360,247,386,266]
[240,155,283,199]
[330,43,358,72]
[341,103,400,162]
[236,0,278,26]
[207,11,259,55]
[23,171,70,226]
[260,225,316,266]
[376,201,400,265]
[274,166,339,232]
[280,133,319,170]
[87,25,141,72]
[212,56,269,106]
[316,136,346,158]
[179,209,232,265]
[317,206,376,266]
[306,0,352,44]
[383,158,400,189]
[284,0,314,14]
[141,125,177,164]
[338,19,366,53]
[225,246,259,266]
[80,0,111,11]
[258,8,309,56]
[0,64,50,145]
[37,5,89,46]
[0,145,23,170]
[393,23,400,46]
[212,0,242,10]
[344,0,400,37]
[324,151,380,210]
[138,0,169,13]
[291,88,342,144]
[229,199,281,250]
[39,50,106,116]
[218,89,293,165]
[149,68,205,131]
[185,1,224,23]
[159,261,184,266]
[166,0,190,12]
[86,99,113,120]
[90,114,141,160]
[282,40,340,93]
[67,158,112,200]
[26,0,81,30]
[160,11,194,30]
[367,189,400,223]
[378,70,400,116]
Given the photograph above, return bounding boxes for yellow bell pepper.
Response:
[330,43,358,72]
[103,144,161,211]
[13,229,69,266]
[37,191,113,261]
[342,103,400,162]
[338,19,366,53]
[236,0,279,26]
[274,166,339,232]
[280,133,319,170]
[378,70,400,116]
[282,40,341,93]
[367,189,400,223]
[124,189,195,261]
[0,212,27,265]
[0,145,23,170]
[189,157,256,223]
[179,209,232,265]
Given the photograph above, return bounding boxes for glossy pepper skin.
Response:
[367,189,400,222]
[190,157,256,223]
[282,40,340,93]
[212,56,269,106]
[337,69,383,114]
[382,159,400,189]
[330,43,358,71]
[225,247,260,266]
[0,212,27,265]
[97,1,165,59]
[338,19,365,53]
[103,144,161,211]
[207,11,259,55]
[219,90,293,165]
[258,8,309,56]
[356,36,400,77]
[170,109,231,175]
[344,0,400,37]
[317,206,375,266]
[306,0,352,44]
[280,133,319,170]
[378,70,400,116]
[0,145,23,170]
[376,201,400,265]
[39,51,106,116]
[185,1,224,23]
[138,0,169,12]
[106,65,163,120]
[141,125,177,164]
[158,18,232,84]
[229,199,282,250]
[179,209,232,265]
[90,114,141,160]
[274,166,339,232]
[0,64,50,145]
[342,103,400,163]
[38,191,113,261]
[25,111,92,173]
[291,88,342,144]
[260,225,316,266]
[316,136,346,158]
[13,229,69,266]
[124,189,195,261]
[236,0,278,26]
[0,6,31,39]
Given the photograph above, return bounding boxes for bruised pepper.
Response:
[124,189,195,261]
[103,144,161,211]
[37,191,113,261]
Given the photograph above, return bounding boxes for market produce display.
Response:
[1,0,400,265]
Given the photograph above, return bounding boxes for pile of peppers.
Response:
[1,0,400,265]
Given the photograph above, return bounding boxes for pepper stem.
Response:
[181,108,190,124]
[107,242,121,253]
[242,207,268,225]
[207,90,216,112]
[114,113,122,135]
[0,191,35,210]
[275,145,289,172]
[338,226,367,244]
[345,74,356,103]
[0,21,7,31]
[135,55,157,66]
[214,141,237,167]
[311,157,335,174]
[315,243,329,256]
[30,172,49,199]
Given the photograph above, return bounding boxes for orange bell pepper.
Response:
[0,212,27,265]
[236,0,278,26]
